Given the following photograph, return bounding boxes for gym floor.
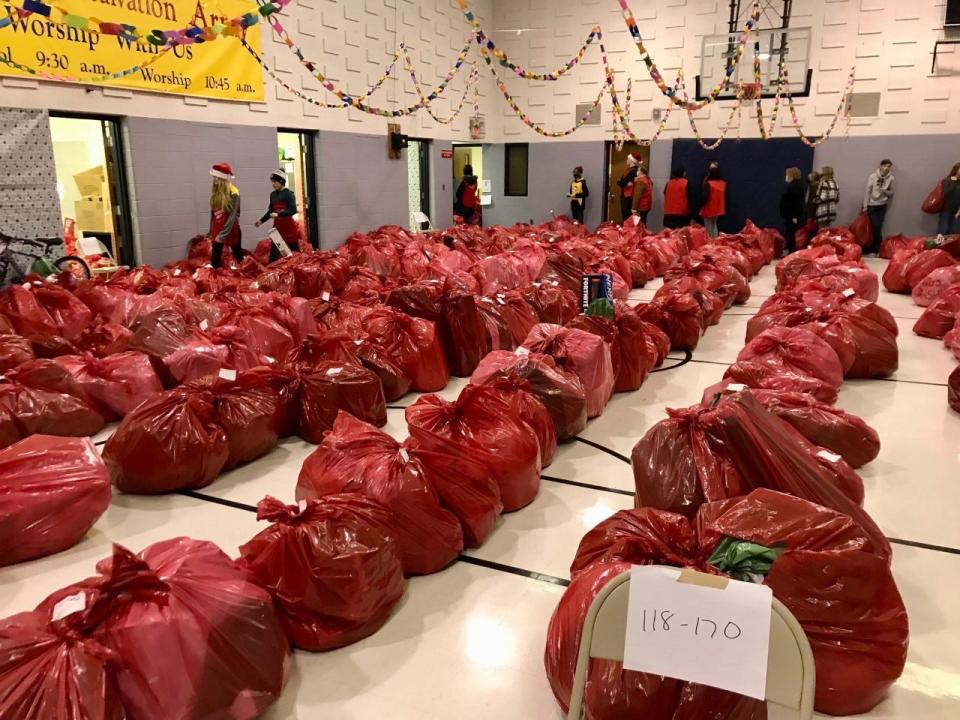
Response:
[1,258,957,719]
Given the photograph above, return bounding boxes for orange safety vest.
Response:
[663,179,690,215]
[701,179,727,218]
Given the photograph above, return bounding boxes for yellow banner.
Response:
[0,0,264,101]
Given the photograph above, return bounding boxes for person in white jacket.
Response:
[862,159,894,254]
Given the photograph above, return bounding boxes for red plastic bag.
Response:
[37,539,290,720]
[0,286,58,340]
[635,294,705,351]
[885,248,956,293]
[404,396,503,546]
[849,211,873,248]
[442,293,491,377]
[520,283,579,325]
[471,350,588,441]
[55,352,163,420]
[297,361,387,443]
[565,489,907,716]
[0,334,34,372]
[162,331,231,385]
[32,285,93,340]
[186,372,282,470]
[362,307,449,392]
[239,494,405,651]
[297,412,463,575]
[732,388,880,468]
[545,560,764,720]
[522,324,614,418]
[735,326,844,393]
[879,234,924,260]
[407,384,541,513]
[0,607,124,720]
[947,321,960,361]
[295,329,411,402]
[0,436,110,566]
[722,360,839,404]
[0,381,105,447]
[922,180,945,213]
[74,320,134,357]
[914,287,960,339]
[631,392,887,558]
[103,388,229,494]
[911,266,960,307]
[568,309,655,393]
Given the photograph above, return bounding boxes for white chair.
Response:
[566,568,815,720]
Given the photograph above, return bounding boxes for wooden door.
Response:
[606,142,650,224]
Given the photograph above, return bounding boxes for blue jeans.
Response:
[938,211,959,235]
[866,205,887,253]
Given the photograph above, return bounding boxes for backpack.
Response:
[462,182,478,208]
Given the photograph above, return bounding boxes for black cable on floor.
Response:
[651,348,693,373]
[572,436,631,465]
[457,554,570,587]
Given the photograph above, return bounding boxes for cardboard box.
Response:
[74,197,111,233]
[74,165,107,197]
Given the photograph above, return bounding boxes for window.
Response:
[504,143,528,197]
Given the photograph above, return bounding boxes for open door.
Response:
[49,114,134,266]
[604,142,650,224]
[278,130,319,248]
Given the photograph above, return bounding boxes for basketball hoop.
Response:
[737,82,762,100]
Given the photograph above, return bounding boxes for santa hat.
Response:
[626,153,641,167]
[270,169,287,184]
[210,162,234,180]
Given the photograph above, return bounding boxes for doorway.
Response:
[452,143,484,221]
[407,139,431,230]
[277,130,319,248]
[49,114,133,266]
[603,142,651,224]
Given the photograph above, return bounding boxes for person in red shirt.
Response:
[700,163,727,237]
[662,167,692,229]
[208,162,242,269]
[631,161,653,225]
[255,169,300,262]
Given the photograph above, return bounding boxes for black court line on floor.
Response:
[386,405,410,410]
[573,436,631,464]
[679,356,950,387]
[888,537,960,556]
[542,474,634,497]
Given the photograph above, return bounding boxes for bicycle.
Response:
[0,231,91,287]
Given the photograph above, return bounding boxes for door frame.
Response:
[279,128,320,249]
[49,111,136,266]
[602,140,651,224]
[407,137,432,229]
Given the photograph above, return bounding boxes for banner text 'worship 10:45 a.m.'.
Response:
[0,0,264,101]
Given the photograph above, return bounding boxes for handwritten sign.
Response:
[623,566,772,699]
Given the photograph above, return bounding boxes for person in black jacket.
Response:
[254,169,300,262]
[779,166,805,255]
[568,166,589,224]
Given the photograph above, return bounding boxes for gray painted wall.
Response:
[481,142,606,228]
[646,140,674,231]
[124,118,277,267]
[315,130,409,249]
[813,135,960,239]
[430,139,454,230]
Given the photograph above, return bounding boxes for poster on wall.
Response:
[0,0,264,101]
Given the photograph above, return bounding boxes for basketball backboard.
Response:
[697,26,812,101]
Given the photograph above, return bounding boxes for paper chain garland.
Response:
[1,0,853,146]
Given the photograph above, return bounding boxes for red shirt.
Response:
[701,179,727,218]
[664,179,690,215]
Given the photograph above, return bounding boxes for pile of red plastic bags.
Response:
[545,226,910,719]
[0,216,787,719]
[885,235,960,412]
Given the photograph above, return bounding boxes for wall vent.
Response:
[576,103,602,125]
[847,92,881,117]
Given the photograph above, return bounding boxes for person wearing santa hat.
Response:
[616,152,642,224]
[255,169,300,262]
[208,162,242,268]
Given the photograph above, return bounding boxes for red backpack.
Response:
[462,183,478,208]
